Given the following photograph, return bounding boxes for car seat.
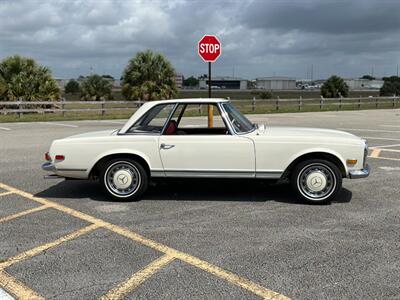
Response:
[165,120,177,135]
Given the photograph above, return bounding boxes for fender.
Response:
[284,147,348,175]
[86,148,153,177]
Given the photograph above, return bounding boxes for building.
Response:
[255,77,296,90]
[175,73,184,89]
[198,76,247,90]
[55,79,68,89]
[344,79,383,90]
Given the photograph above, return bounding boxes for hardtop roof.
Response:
[149,98,230,105]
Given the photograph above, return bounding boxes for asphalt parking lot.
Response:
[0,109,399,300]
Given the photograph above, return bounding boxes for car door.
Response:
[158,103,255,177]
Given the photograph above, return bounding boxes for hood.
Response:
[256,125,361,141]
[63,129,118,140]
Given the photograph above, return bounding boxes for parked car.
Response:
[42,99,369,204]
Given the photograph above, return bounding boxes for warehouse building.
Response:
[199,76,247,90]
[255,76,296,90]
[344,79,383,90]
[175,73,184,89]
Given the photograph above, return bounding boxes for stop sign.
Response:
[198,35,221,62]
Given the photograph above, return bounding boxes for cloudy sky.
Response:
[1,0,399,80]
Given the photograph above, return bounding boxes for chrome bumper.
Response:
[348,164,370,179]
[42,162,63,179]
[42,162,56,172]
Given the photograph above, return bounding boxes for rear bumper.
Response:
[42,162,63,179]
[348,164,370,179]
[42,162,56,172]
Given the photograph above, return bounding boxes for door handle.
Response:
[160,143,175,150]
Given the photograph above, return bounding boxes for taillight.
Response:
[45,152,51,161]
[55,155,65,161]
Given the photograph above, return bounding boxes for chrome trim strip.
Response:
[255,172,283,179]
[160,103,179,135]
[57,168,87,172]
[151,171,165,177]
[156,170,283,179]
[164,170,255,178]
[217,102,235,135]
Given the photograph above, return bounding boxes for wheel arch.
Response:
[282,151,347,180]
[89,152,151,180]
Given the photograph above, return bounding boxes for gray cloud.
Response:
[0,0,399,80]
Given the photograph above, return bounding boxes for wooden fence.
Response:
[0,96,399,118]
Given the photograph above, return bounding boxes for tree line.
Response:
[0,50,177,102]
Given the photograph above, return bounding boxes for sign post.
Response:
[198,35,221,128]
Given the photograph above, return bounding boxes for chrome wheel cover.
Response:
[297,163,336,201]
[104,161,141,198]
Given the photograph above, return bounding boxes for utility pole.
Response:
[311,64,314,82]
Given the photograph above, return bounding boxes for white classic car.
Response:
[42,99,369,204]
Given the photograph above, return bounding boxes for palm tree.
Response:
[0,55,60,101]
[321,75,349,98]
[80,75,112,101]
[122,50,177,101]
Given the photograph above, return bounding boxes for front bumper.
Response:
[348,164,370,179]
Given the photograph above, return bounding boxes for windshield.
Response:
[222,103,255,133]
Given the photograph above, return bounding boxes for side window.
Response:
[128,104,175,134]
[165,103,228,135]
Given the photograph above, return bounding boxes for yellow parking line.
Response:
[100,254,175,300]
[370,149,381,158]
[0,224,99,269]
[0,270,43,300]
[0,182,289,300]
[0,205,49,224]
[104,223,287,300]
[0,191,13,197]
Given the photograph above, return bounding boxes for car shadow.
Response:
[35,178,353,205]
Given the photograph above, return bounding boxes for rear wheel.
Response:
[291,159,342,204]
[100,158,148,201]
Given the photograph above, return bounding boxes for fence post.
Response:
[339,95,342,110]
[252,97,256,112]
[298,96,302,111]
[393,94,396,108]
[358,95,361,110]
[276,96,280,111]
[198,104,202,114]
[101,101,105,118]
[375,97,378,109]
[18,100,22,118]
[62,98,65,117]
[320,96,324,110]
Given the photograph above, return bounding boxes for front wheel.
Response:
[100,158,148,201]
[291,159,342,204]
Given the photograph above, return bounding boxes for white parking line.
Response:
[371,148,400,153]
[379,125,400,128]
[338,128,400,133]
[0,288,15,300]
[39,122,78,128]
[370,143,400,149]
[363,136,400,141]
[0,127,11,131]
[100,121,125,124]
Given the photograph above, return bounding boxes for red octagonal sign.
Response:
[198,35,221,62]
